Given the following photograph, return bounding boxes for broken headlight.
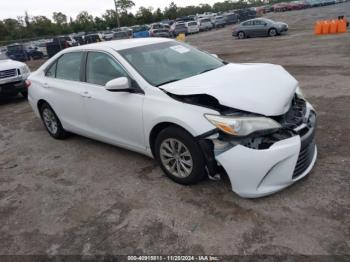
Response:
[204,114,281,137]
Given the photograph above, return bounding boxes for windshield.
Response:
[118,41,225,87]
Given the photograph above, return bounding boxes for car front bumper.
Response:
[216,135,317,198]
[213,101,317,198]
[0,80,27,96]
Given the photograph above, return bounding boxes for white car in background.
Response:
[186,21,200,34]
[0,52,31,98]
[28,38,317,198]
[198,18,214,31]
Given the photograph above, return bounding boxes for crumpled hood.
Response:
[0,59,25,70]
[161,63,298,116]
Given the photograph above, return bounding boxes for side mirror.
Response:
[211,54,219,59]
[105,77,131,92]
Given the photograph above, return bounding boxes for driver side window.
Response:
[86,52,128,86]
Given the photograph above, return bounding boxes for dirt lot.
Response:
[1,3,349,257]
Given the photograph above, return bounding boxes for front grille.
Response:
[293,137,315,179]
[273,95,316,179]
[292,110,317,179]
[0,69,17,79]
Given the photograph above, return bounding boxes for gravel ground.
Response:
[0,3,349,256]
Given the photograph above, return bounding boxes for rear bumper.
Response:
[0,80,27,96]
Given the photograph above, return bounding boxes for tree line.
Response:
[0,0,287,43]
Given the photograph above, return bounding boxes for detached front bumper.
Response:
[211,100,317,198]
[216,135,317,198]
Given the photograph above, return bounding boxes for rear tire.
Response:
[155,126,206,185]
[39,103,68,139]
[269,28,277,37]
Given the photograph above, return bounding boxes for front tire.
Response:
[237,31,246,39]
[269,28,277,37]
[155,126,206,185]
[39,103,68,139]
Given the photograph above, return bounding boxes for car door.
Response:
[241,21,254,37]
[252,20,268,36]
[81,51,145,151]
[43,52,88,134]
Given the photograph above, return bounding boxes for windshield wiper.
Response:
[156,79,182,87]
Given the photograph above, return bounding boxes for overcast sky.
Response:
[1,0,221,20]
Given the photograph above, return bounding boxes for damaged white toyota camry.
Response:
[28,38,317,198]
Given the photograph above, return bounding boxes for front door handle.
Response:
[81,91,92,98]
[43,83,50,88]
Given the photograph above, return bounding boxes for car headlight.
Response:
[204,114,281,136]
[21,65,30,74]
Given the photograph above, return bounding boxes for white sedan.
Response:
[28,38,317,198]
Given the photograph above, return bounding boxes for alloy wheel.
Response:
[159,138,193,178]
[42,108,58,135]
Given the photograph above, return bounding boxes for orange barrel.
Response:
[337,19,347,33]
[329,20,337,34]
[314,21,322,35]
[321,20,330,34]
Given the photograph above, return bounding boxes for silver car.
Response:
[232,18,288,39]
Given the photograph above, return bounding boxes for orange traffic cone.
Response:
[337,19,347,33]
[329,20,337,34]
[321,20,330,34]
[314,21,322,35]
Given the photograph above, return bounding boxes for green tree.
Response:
[164,2,178,20]
[136,7,154,24]
[74,11,95,32]
[114,0,135,28]
[53,12,67,25]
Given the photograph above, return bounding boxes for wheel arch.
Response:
[37,99,48,112]
[149,122,195,158]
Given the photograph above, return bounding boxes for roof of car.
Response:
[65,38,172,52]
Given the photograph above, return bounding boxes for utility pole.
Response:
[114,0,121,28]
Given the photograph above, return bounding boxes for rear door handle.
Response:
[81,91,92,98]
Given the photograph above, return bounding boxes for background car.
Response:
[102,31,115,41]
[149,23,171,37]
[85,33,104,44]
[198,18,213,31]
[113,31,132,40]
[213,16,226,28]
[224,13,239,24]
[232,18,288,39]
[170,23,188,37]
[6,44,29,62]
[0,52,31,98]
[185,21,200,34]
[132,25,150,38]
[150,28,171,37]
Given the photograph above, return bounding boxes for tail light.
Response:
[25,80,31,88]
